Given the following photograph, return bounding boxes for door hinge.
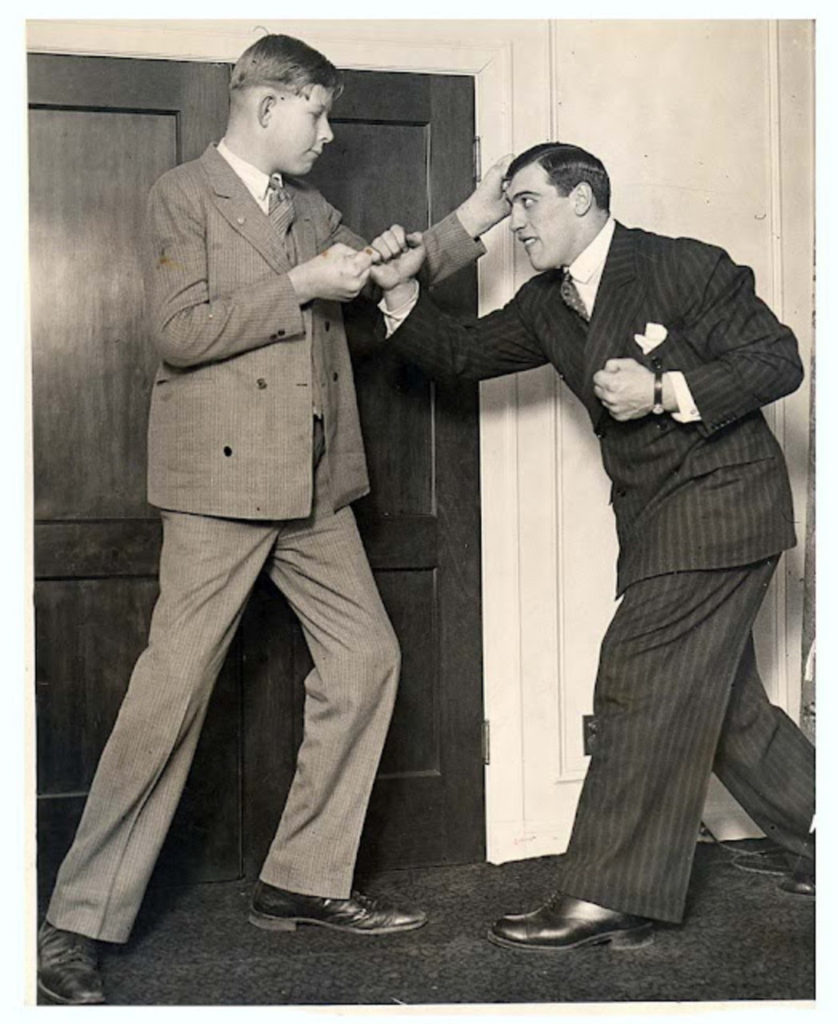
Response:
[482,719,491,765]
[473,135,482,185]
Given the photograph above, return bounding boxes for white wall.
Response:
[488,19,815,858]
[26,19,814,861]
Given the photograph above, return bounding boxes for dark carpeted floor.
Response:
[43,839,815,1006]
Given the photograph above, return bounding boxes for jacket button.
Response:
[333,371,339,382]
[223,446,233,457]
[257,378,267,389]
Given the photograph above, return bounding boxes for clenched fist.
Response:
[593,358,662,421]
[370,230,427,292]
[288,243,375,304]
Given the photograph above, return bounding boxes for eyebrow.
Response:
[509,189,539,202]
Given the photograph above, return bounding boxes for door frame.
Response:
[25,18,539,866]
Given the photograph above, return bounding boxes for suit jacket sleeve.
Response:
[386,284,549,381]
[323,200,486,288]
[144,172,306,368]
[672,242,803,435]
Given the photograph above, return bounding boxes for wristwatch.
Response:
[651,370,665,415]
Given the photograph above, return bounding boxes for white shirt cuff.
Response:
[668,371,702,422]
[378,280,420,338]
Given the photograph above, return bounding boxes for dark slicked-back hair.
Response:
[230,34,343,98]
[507,143,611,211]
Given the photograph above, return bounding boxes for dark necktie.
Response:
[560,268,590,322]
[268,174,295,256]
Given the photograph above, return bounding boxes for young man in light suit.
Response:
[376,142,815,952]
[37,34,507,1004]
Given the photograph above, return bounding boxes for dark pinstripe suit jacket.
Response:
[389,223,803,593]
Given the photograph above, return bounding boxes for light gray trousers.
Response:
[47,454,400,943]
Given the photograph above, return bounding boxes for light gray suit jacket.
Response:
[143,143,484,520]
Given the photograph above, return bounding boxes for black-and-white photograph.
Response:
[20,9,823,1015]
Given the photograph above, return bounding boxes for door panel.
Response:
[29,54,238,897]
[245,72,484,875]
[30,107,171,519]
[302,71,484,871]
[375,571,439,777]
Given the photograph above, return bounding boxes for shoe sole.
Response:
[486,922,654,953]
[248,910,428,935]
[37,979,105,1005]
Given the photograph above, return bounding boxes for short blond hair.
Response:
[230,34,342,98]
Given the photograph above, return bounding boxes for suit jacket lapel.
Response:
[582,223,648,424]
[200,145,295,273]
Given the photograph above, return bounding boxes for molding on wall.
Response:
[25,20,495,75]
[766,20,792,714]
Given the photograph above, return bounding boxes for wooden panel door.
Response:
[29,54,239,897]
[30,55,484,897]
[243,71,485,874]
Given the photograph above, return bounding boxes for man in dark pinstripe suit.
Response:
[375,142,815,953]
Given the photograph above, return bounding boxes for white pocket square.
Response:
[633,322,668,355]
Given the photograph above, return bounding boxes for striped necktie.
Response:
[560,268,590,322]
[268,173,295,244]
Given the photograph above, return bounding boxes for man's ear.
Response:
[257,93,276,129]
[571,182,594,216]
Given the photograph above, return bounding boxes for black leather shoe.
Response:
[488,893,654,953]
[779,852,815,896]
[249,881,428,934]
[37,921,105,1005]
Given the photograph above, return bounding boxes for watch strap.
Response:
[652,371,665,415]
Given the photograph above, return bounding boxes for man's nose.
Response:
[509,205,525,232]
[320,117,334,145]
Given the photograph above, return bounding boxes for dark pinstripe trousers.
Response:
[47,438,400,943]
[556,557,814,923]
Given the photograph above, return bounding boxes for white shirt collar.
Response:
[567,216,615,285]
[217,139,281,209]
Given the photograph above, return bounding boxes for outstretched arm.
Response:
[381,278,549,383]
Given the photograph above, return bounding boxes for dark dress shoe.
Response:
[249,881,428,934]
[779,852,815,896]
[734,835,815,895]
[37,921,105,1005]
[488,893,654,953]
